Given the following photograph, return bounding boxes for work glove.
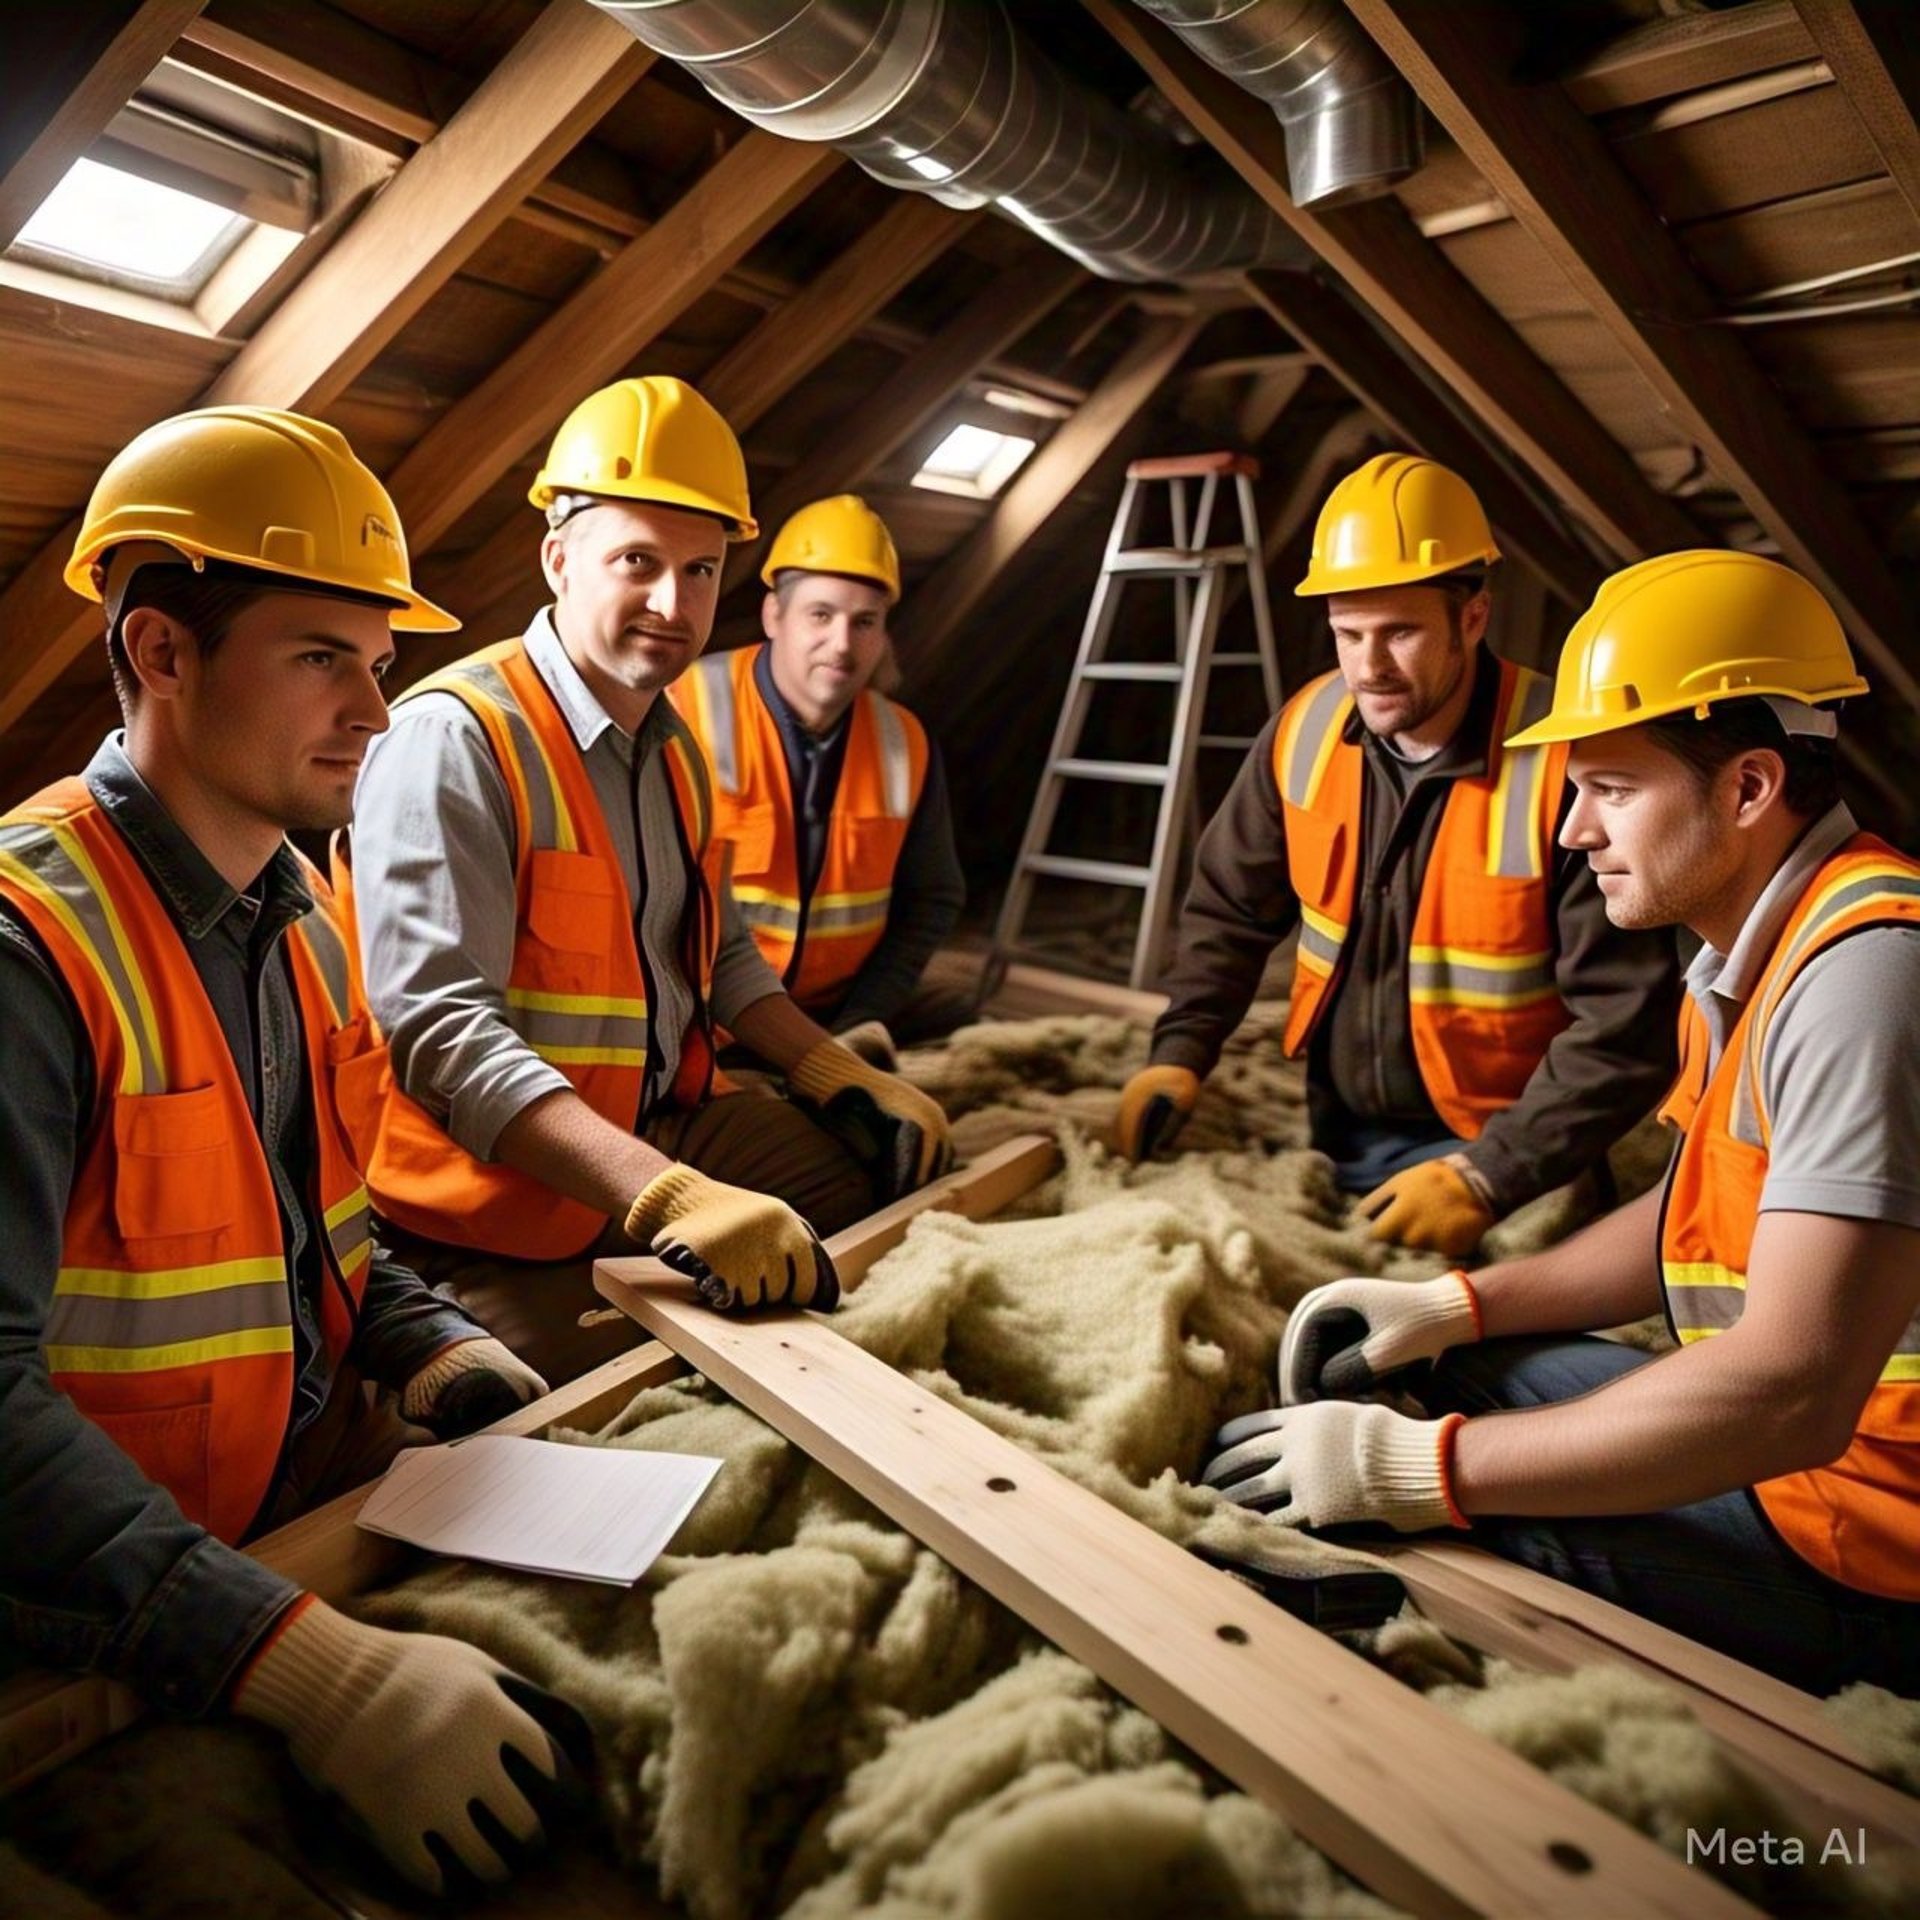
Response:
[788,1040,953,1201]
[1355,1155,1494,1258]
[624,1164,840,1312]
[401,1336,548,1437]
[1279,1271,1481,1405]
[1115,1063,1200,1161]
[234,1599,590,1895]
[834,1018,900,1072]
[1203,1401,1468,1533]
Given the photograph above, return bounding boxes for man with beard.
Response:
[1117,454,1680,1257]
[0,407,583,1895]
[343,378,953,1382]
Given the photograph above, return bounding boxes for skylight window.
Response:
[911,423,1037,498]
[13,156,249,298]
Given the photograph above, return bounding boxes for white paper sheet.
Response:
[355,1435,721,1585]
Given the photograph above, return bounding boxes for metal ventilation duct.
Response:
[586,0,1304,281]
[1130,0,1423,208]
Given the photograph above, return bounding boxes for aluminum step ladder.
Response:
[992,451,1281,991]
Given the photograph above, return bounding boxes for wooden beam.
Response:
[1792,0,1920,228]
[1560,2,1820,115]
[702,196,979,434]
[0,0,207,251]
[385,134,842,556]
[1347,0,1920,712]
[896,314,1205,675]
[1240,271,1601,606]
[202,1,653,411]
[1083,0,1701,567]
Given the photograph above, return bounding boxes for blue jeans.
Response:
[1422,1336,1920,1697]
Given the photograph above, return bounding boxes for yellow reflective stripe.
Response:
[1882,1354,1920,1382]
[46,1325,294,1374]
[1408,985,1560,1011]
[323,1187,368,1233]
[54,1254,287,1299]
[733,883,802,911]
[441,670,577,853]
[1484,669,1554,880]
[1664,1261,1746,1291]
[48,822,168,1083]
[336,1238,372,1280]
[1410,943,1550,972]
[505,986,649,1017]
[531,1044,647,1067]
[812,886,893,909]
[663,729,711,851]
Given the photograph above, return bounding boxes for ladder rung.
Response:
[1199,733,1259,750]
[1051,757,1170,786]
[1080,662,1182,683]
[1108,546,1250,576]
[1211,653,1266,667]
[1021,853,1153,888]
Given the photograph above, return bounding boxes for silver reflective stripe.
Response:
[1669,1285,1748,1337]
[736,895,802,934]
[0,821,165,1095]
[1493,670,1556,879]
[1281,675,1351,809]
[1408,951,1556,1001]
[422,662,565,852]
[295,905,353,1025]
[508,1000,650,1061]
[807,894,892,934]
[695,653,739,795]
[870,695,912,819]
[46,1277,289,1348]
[327,1189,372,1274]
[1728,1049,1765,1147]
[1298,916,1343,968]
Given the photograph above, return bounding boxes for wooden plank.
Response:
[702,196,978,435]
[201,1,654,411]
[385,134,842,555]
[1083,0,1701,566]
[1240,270,1602,606]
[1348,0,1920,711]
[1561,2,1820,115]
[1794,0,1920,228]
[601,1280,1760,1920]
[1676,176,1920,303]
[897,313,1205,676]
[0,0,208,251]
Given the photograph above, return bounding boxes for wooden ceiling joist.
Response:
[1792,0,1920,229]
[1082,0,1701,567]
[1348,0,1920,711]
[900,312,1206,681]
[1559,2,1820,116]
[1240,270,1601,607]
[385,134,842,559]
[0,0,209,252]
[202,0,652,412]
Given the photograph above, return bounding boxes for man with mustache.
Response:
[1205,553,1920,1696]
[1118,454,1680,1257]
[0,407,584,1894]
[344,379,952,1380]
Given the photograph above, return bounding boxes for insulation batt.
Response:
[5,1004,1915,1919]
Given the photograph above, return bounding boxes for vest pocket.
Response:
[721,803,777,882]
[525,848,618,984]
[91,1397,213,1530]
[111,1087,237,1241]
[1283,808,1344,904]
[326,1013,392,1173]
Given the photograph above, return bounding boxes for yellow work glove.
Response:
[833,1018,900,1071]
[1355,1156,1494,1258]
[401,1335,549,1438]
[1116,1064,1201,1161]
[624,1164,840,1312]
[234,1599,590,1894]
[788,1040,953,1201]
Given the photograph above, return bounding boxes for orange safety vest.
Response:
[1270,659,1572,1139]
[333,638,723,1262]
[0,780,373,1546]
[1657,833,1920,1598]
[670,644,928,1013]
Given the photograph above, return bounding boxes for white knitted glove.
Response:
[1278,1271,1481,1405]
[234,1600,586,1892]
[401,1336,548,1435]
[1202,1401,1467,1533]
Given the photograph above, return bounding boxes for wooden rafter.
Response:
[1081,0,1701,568]
[0,0,208,251]
[1792,0,1920,228]
[896,314,1206,681]
[1347,0,1920,713]
[202,0,653,412]
[385,134,842,557]
[1560,1,1820,114]
[1240,270,1600,607]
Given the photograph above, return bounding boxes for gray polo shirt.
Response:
[1683,804,1920,1228]
[351,611,784,1161]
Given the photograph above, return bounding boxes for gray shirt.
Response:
[1683,804,1920,1229]
[351,612,784,1161]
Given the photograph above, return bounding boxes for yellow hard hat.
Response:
[1506,550,1868,750]
[761,494,901,603]
[529,376,756,538]
[1295,452,1501,596]
[66,406,457,630]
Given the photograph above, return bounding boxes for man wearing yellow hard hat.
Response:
[0,408,585,1894]
[668,495,964,1069]
[1204,550,1920,1693]
[344,379,953,1377]
[1118,453,1680,1257]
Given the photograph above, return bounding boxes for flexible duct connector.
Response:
[1131,0,1422,208]
[588,0,1303,281]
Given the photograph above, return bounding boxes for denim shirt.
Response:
[0,737,483,1716]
